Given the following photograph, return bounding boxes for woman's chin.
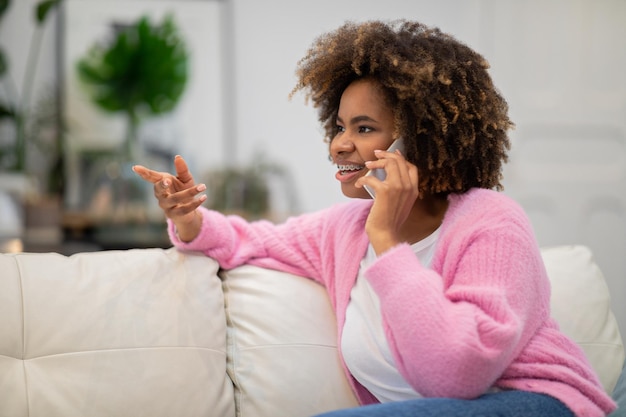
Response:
[342,185,373,200]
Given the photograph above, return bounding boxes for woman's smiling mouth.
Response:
[337,164,366,175]
[335,163,367,183]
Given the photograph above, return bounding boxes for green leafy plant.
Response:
[0,0,62,175]
[76,14,189,161]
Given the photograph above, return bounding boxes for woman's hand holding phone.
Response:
[356,138,420,255]
[362,138,405,199]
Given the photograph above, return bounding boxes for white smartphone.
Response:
[363,138,405,199]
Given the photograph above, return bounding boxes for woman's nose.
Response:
[330,134,354,158]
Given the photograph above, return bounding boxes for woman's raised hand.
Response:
[356,148,419,255]
[132,155,205,242]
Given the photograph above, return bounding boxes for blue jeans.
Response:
[313,391,575,417]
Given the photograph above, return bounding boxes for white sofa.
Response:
[1,245,624,417]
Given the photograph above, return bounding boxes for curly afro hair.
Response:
[291,20,514,194]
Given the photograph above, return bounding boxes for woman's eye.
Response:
[359,126,373,133]
[335,125,345,133]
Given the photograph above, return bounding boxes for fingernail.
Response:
[365,161,373,167]
[374,149,382,154]
[197,184,206,192]
[199,195,207,202]
[163,179,170,188]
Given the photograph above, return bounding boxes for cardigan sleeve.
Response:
[167,204,357,283]
[168,207,316,275]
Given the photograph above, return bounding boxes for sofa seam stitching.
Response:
[15,346,226,361]
[236,343,338,350]
[221,272,242,417]
[13,254,31,417]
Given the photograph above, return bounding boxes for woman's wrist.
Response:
[175,210,202,243]
[368,231,400,256]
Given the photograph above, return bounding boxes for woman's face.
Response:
[330,78,396,199]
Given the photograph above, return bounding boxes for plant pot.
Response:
[23,194,63,249]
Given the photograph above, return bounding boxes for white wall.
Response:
[2,0,625,337]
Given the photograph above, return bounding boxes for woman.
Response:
[133,20,615,417]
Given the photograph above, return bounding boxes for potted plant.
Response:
[76,13,189,164]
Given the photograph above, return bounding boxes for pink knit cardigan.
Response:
[169,188,616,417]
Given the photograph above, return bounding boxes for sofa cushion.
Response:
[542,245,625,394]
[221,265,359,417]
[0,248,234,417]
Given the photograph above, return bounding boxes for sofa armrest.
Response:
[542,245,625,394]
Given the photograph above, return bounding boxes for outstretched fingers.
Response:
[174,155,194,184]
[132,164,165,184]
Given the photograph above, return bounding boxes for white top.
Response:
[341,229,439,403]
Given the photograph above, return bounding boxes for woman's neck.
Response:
[400,194,449,244]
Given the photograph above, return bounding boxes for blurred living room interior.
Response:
[1,1,624,329]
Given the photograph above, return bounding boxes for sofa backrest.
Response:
[0,249,234,417]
